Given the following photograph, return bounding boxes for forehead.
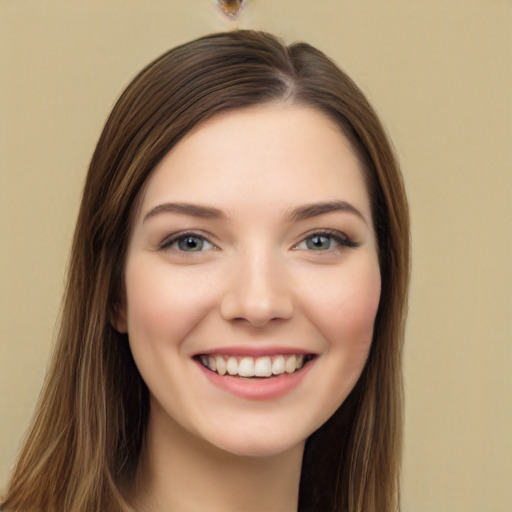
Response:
[138,104,372,224]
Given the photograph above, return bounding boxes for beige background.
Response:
[1,1,511,510]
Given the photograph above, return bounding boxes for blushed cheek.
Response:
[125,266,170,339]
[329,275,381,398]
[322,268,381,355]
[124,261,217,346]
[353,277,381,345]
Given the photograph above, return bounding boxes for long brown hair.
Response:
[1,30,409,512]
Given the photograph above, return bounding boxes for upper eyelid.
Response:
[302,228,348,237]
[295,228,352,242]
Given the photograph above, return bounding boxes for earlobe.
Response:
[110,303,128,333]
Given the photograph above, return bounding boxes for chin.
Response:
[209,434,306,459]
[192,415,320,460]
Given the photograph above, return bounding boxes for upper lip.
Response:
[192,346,318,358]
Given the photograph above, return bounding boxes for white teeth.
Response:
[238,357,255,377]
[226,357,238,376]
[285,355,297,374]
[200,354,310,377]
[207,356,216,372]
[254,357,272,377]
[215,356,227,376]
[271,356,285,375]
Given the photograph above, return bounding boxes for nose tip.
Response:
[220,262,294,327]
[221,291,294,327]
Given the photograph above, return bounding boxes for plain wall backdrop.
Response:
[1,1,511,510]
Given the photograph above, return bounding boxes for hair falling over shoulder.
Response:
[1,30,409,512]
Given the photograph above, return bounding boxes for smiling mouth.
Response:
[195,354,316,378]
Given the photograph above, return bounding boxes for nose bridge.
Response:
[220,244,294,326]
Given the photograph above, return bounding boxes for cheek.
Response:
[301,259,381,356]
[124,257,218,347]
[292,260,381,431]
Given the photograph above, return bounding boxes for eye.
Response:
[161,232,216,252]
[305,235,333,251]
[294,230,358,251]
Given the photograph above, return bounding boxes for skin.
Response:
[116,104,381,511]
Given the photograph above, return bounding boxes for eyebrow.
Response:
[143,200,367,225]
[287,200,368,225]
[143,202,228,223]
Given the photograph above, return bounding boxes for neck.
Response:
[126,411,304,512]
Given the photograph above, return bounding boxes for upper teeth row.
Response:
[199,355,305,377]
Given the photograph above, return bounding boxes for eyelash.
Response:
[160,230,217,252]
[292,229,358,252]
[159,229,358,254]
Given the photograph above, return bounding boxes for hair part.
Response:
[1,30,409,512]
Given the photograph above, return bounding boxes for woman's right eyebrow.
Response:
[143,202,228,223]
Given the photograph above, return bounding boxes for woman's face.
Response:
[117,104,381,458]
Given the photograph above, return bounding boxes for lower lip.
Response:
[196,359,315,401]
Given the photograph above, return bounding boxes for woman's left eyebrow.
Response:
[287,200,368,225]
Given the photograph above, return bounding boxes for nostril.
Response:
[217,0,245,19]
[220,263,294,325]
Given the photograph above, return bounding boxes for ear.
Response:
[110,302,128,333]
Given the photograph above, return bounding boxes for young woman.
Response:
[1,30,409,512]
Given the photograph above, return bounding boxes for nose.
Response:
[220,250,294,327]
